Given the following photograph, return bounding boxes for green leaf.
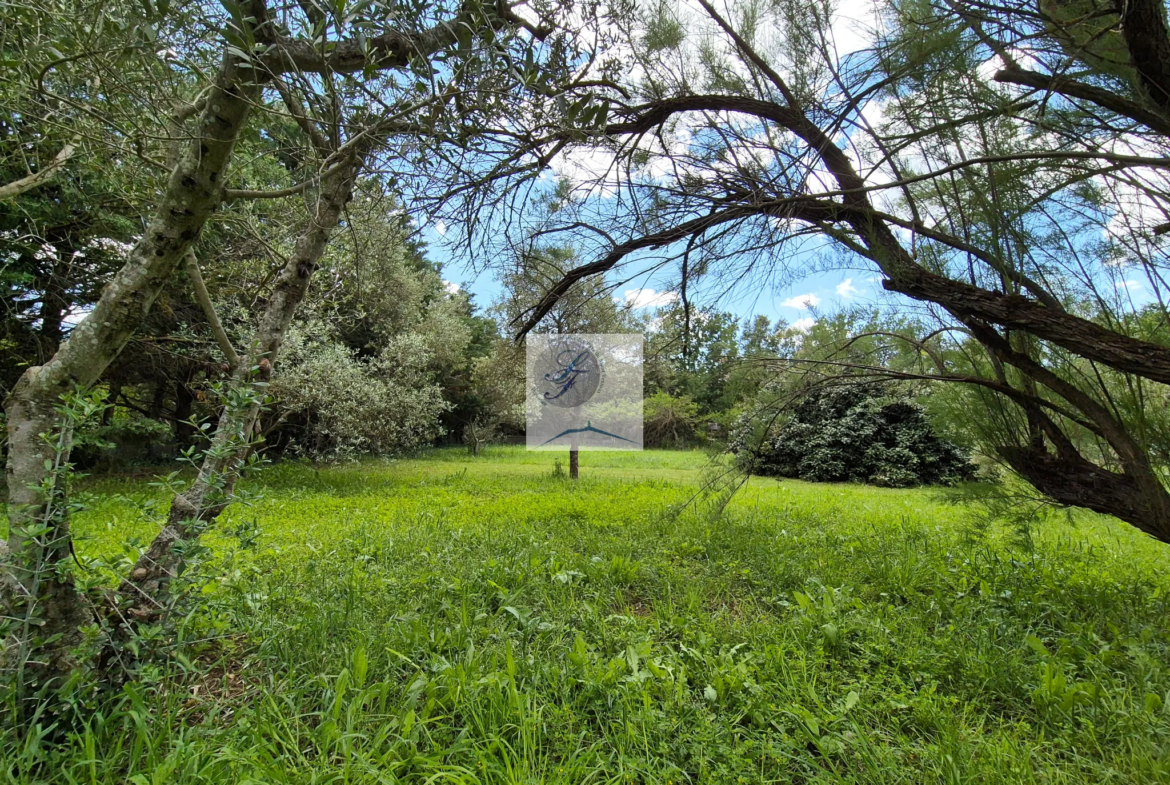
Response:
[352,647,368,688]
[1025,635,1050,658]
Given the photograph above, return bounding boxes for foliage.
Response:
[643,391,702,448]
[1,448,1168,781]
[645,304,743,414]
[0,0,210,395]
[462,337,526,450]
[268,325,449,459]
[740,384,976,488]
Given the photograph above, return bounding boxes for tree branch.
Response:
[184,249,240,369]
[0,138,79,200]
[994,66,1170,135]
[694,0,801,108]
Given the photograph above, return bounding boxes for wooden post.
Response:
[569,447,579,479]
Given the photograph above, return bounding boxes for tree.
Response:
[643,390,702,447]
[645,303,742,414]
[460,334,526,453]
[512,0,1170,543]
[2,0,585,704]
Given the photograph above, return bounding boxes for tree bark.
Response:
[2,48,260,687]
[998,445,1170,541]
[115,154,363,624]
[1119,0,1170,111]
[0,139,78,201]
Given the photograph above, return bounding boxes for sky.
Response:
[420,0,893,332]
[419,0,1161,335]
[429,224,891,331]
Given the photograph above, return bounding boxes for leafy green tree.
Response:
[645,303,741,413]
[643,391,702,447]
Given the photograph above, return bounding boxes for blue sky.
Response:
[425,222,889,330]
[425,215,1161,336]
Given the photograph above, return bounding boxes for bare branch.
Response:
[184,249,240,369]
[0,138,79,200]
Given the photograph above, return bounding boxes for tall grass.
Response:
[3,447,1169,783]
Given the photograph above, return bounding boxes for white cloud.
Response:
[791,317,816,332]
[831,0,880,56]
[443,280,460,295]
[622,288,678,308]
[836,278,859,298]
[781,293,821,309]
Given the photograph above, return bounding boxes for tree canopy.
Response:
[494,0,1170,543]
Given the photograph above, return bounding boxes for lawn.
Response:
[5,446,1170,783]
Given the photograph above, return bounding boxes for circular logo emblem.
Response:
[537,338,603,408]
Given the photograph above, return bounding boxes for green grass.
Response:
[5,446,1170,783]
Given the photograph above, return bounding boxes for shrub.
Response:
[736,384,975,487]
[268,326,448,458]
[643,392,702,448]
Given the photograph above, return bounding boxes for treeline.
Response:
[1,170,500,463]
[3,205,974,474]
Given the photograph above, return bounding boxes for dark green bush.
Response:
[736,384,975,487]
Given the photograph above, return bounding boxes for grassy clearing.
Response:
[5,446,1170,783]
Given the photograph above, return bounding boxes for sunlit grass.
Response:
[5,446,1170,783]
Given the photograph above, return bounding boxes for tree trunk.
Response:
[173,376,195,446]
[101,380,120,426]
[115,154,363,625]
[2,49,260,690]
[998,445,1170,541]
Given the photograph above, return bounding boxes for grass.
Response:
[4,446,1170,783]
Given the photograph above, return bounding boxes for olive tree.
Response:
[2,0,586,704]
